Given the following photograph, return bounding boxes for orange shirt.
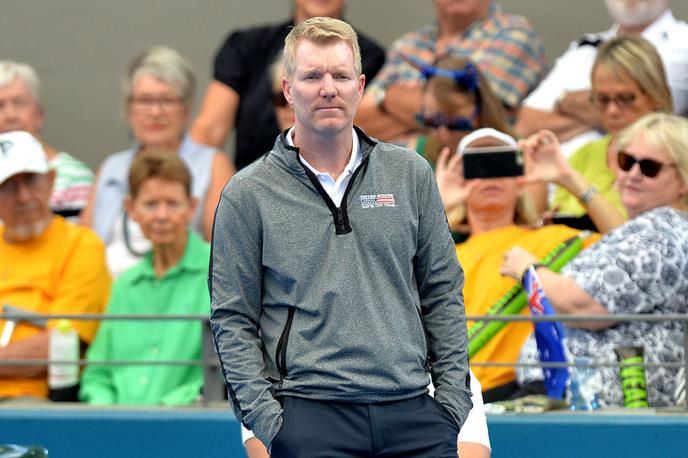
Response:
[0,217,110,398]
[457,224,599,391]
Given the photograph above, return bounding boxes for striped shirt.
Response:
[49,151,94,219]
[366,3,548,110]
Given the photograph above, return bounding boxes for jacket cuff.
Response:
[434,385,473,429]
[249,399,283,447]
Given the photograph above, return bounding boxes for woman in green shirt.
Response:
[79,151,211,406]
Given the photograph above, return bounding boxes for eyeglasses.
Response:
[272,92,288,108]
[415,111,475,132]
[589,92,639,110]
[128,96,184,112]
[0,173,47,198]
[617,150,676,178]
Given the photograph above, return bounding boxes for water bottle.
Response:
[48,319,80,401]
[568,356,600,411]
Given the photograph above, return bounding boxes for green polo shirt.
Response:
[79,232,211,406]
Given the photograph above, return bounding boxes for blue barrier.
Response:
[488,413,688,458]
[0,407,246,458]
[1,406,687,457]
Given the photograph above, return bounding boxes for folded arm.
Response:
[500,247,612,330]
[190,81,240,149]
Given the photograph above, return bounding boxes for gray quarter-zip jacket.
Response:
[209,128,472,446]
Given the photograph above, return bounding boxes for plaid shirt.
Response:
[367,3,548,109]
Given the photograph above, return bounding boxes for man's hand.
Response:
[355,80,422,141]
[382,80,424,126]
[0,330,49,378]
[555,90,602,129]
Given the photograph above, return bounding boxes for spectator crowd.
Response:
[1,1,687,457]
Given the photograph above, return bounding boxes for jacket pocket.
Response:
[275,307,296,387]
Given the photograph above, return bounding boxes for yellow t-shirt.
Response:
[0,216,111,398]
[551,135,627,218]
[457,224,599,392]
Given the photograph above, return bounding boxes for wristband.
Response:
[579,185,599,206]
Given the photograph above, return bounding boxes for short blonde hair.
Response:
[617,112,688,207]
[592,36,673,113]
[283,16,361,78]
[0,60,41,104]
[123,46,196,105]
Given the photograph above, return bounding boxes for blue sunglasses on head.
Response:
[415,105,478,132]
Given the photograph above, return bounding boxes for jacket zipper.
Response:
[275,307,296,388]
[298,155,370,235]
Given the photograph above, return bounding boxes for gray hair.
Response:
[122,46,196,105]
[0,60,41,104]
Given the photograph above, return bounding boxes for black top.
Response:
[213,20,386,170]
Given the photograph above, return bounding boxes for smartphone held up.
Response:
[461,145,524,180]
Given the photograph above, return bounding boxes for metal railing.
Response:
[1,311,686,409]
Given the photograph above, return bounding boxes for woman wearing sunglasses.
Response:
[411,55,546,231]
[411,55,511,167]
[502,112,688,407]
[549,35,673,231]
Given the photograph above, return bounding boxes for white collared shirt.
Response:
[286,127,362,207]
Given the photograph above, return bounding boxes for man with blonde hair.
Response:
[210,16,472,457]
[0,60,94,219]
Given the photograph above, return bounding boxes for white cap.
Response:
[0,130,49,186]
[457,128,518,155]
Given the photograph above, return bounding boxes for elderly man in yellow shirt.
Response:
[0,130,110,401]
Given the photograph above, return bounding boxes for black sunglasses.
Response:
[414,111,475,132]
[617,150,675,178]
[272,92,288,108]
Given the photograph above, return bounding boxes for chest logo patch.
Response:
[360,193,397,209]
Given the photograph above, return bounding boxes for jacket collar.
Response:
[270,126,377,176]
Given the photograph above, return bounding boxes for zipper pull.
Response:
[335,207,345,230]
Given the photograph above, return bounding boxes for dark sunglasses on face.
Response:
[414,111,475,132]
[617,150,675,178]
[589,92,638,110]
[272,92,289,108]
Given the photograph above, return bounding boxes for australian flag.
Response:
[523,266,569,399]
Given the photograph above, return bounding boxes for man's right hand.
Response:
[555,89,602,129]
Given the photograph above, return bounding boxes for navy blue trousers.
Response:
[270,394,459,457]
